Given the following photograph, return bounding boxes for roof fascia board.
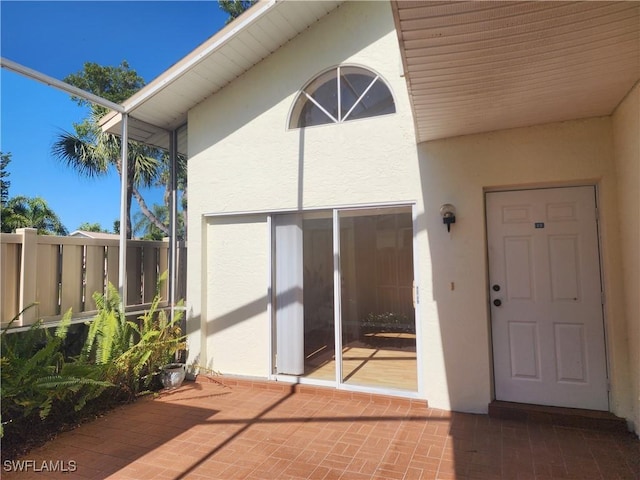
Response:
[101,112,170,137]
[101,112,185,153]
[122,0,278,114]
[100,111,124,132]
[1,57,125,113]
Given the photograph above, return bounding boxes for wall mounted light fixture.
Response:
[440,204,456,232]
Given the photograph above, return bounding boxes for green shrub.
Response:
[80,281,185,399]
[1,309,112,441]
[1,278,185,460]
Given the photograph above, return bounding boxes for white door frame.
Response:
[267,201,425,399]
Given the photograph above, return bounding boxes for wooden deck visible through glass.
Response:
[303,333,417,391]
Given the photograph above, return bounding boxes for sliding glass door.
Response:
[339,208,417,391]
[273,206,417,393]
[301,215,335,380]
[274,213,335,380]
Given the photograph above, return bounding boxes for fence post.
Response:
[17,227,38,326]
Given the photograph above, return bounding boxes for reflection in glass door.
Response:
[339,208,417,391]
[273,206,417,392]
[274,213,335,380]
[301,216,335,380]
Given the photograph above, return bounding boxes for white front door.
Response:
[486,186,608,410]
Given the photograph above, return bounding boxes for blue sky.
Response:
[1,0,228,233]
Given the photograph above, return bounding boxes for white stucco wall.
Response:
[202,216,270,377]
[188,4,418,212]
[185,0,635,425]
[612,82,640,432]
[417,117,631,419]
[186,1,421,378]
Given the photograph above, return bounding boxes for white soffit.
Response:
[392,1,640,143]
[103,0,343,151]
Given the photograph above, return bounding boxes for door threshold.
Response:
[488,400,628,432]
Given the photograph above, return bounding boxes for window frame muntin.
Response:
[287,64,396,130]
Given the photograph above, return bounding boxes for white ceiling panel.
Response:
[392,1,640,143]
[103,1,639,151]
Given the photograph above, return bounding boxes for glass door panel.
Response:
[273,206,416,392]
[302,216,335,380]
[339,207,417,391]
[273,213,335,380]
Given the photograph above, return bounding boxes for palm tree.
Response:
[52,61,176,240]
[154,152,188,240]
[52,109,165,239]
[1,196,68,235]
[133,204,185,241]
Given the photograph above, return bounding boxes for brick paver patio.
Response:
[4,378,639,479]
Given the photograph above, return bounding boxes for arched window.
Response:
[289,66,396,129]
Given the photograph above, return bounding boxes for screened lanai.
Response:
[0,57,184,323]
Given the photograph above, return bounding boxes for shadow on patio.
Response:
[4,379,639,479]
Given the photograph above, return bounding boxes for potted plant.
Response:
[160,363,186,389]
[155,309,187,390]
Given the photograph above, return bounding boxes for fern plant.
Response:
[1,308,112,439]
[1,274,185,456]
[81,278,186,399]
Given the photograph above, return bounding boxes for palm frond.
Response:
[130,144,162,188]
[51,130,109,178]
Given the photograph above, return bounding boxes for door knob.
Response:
[493,299,502,307]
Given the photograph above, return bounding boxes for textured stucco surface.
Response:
[185,0,637,426]
[201,216,270,377]
[187,0,420,379]
[612,82,640,432]
[417,116,631,419]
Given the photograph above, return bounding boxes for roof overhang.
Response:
[100,113,188,156]
[103,0,639,150]
[101,0,344,153]
[391,1,640,143]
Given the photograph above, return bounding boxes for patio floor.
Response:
[4,378,639,480]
